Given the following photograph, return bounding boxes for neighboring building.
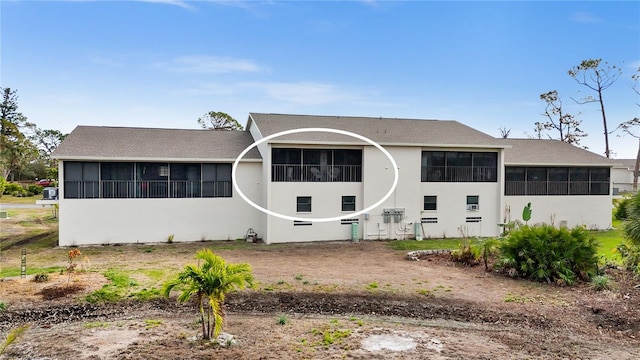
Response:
[611,159,637,194]
[52,113,616,246]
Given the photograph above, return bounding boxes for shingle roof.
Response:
[52,126,261,161]
[501,139,616,166]
[248,113,506,148]
[613,159,638,170]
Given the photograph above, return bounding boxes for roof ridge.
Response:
[249,112,453,122]
[76,125,248,132]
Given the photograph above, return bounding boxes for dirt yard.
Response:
[1,239,640,359]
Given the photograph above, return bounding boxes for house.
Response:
[52,113,616,246]
[611,159,637,194]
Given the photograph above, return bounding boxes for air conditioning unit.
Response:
[467,204,479,211]
[43,187,58,200]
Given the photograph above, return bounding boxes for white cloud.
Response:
[570,11,603,24]
[136,0,195,10]
[154,56,264,74]
[241,81,360,106]
[182,80,368,106]
[628,60,640,70]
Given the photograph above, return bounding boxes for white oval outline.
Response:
[232,127,399,223]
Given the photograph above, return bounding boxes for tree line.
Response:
[0,87,66,182]
[0,87,244,183]
[500,59,640,190]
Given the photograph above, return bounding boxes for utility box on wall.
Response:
[351,222,359,242]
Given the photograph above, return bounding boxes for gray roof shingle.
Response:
[501,139,616,166]
[248,113,506,148]
[52,126,261,161]
[613,159,638,170]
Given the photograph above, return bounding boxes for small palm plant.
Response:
[163,249,254,340]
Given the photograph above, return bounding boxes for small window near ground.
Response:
[342,196,356,212]
[466,195,479,211]
[423,196,437,211]
[297,196,312,213]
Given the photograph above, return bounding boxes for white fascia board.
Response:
[267,140,509,149]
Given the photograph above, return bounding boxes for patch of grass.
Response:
[365,281,378,290]
[294,274,304,281]
[417,289,432,296]
[591,222,624,264]
[86,269,138,303]
[139,268,168,282]
[262,281,292,291]
[131,287,162,301]
[84,321,110,329]
[590,275,615,291]
[0,266,63,278]
[0,194,43,204]
[0,302,6,311]
[144,319,163,329]
[321,328,351,347]
[277,314,288,325]
[504,293,535,303]
[348,317,364,326]
[314,284,338,292]
[388,238,480,251]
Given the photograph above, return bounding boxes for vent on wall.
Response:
[421,217,438,224]
[466,217,482,223]
[293,220,312,226]
[341,218,359,225]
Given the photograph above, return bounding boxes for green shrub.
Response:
[617,243,640,274]
[590,275,614,291]
[623,192,640,245]
[27,184,43,195]
[11,189,29,197]
[0,176,5,198]
[34,274,49,283]
[3,182,24,195]
[497,224,599,285]
[614,197,631,220]
[451,240,481,266]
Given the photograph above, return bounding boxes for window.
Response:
[423,196,437,211]
[64,162,99,199]
[63,162,232,199]
[422,151,497,182]
[505,166,610,196]
[272,148,362,182]
[203,163,232,198]
[466,195,479,211]
[297,196,312,212]
[342,196,356,212]
[170,163,202,198]
[101,162,134,198]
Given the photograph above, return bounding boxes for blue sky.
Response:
[2,0,639,158]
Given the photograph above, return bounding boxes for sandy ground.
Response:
[1,241,640,359]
